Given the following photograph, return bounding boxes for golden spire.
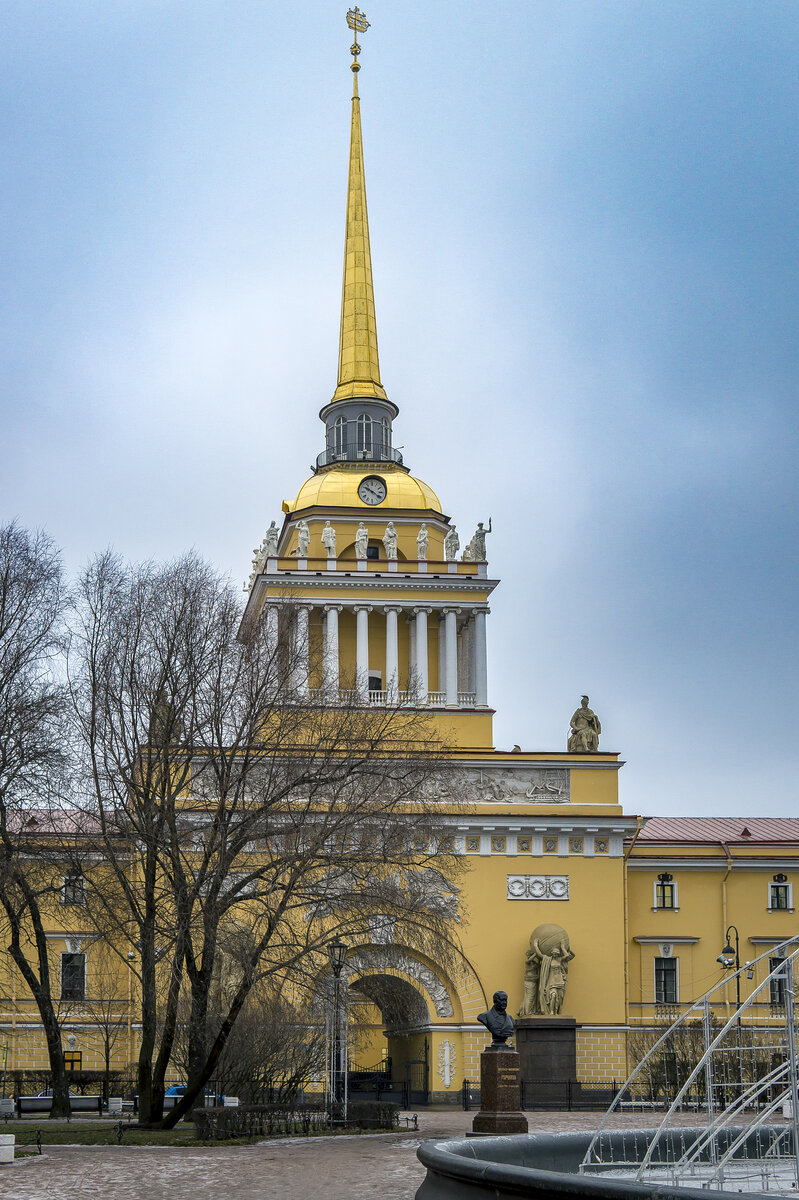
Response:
[331,8,388,404]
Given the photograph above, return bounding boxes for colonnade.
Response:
[262,601,488,709]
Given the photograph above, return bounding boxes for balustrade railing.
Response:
[283,687,479,709]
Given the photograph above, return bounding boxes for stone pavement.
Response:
[0,1109,705,1200]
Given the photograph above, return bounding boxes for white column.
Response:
[473,608,488,707]
[323,605,341,698]
[263,604,280,694]
[444,608,459,707]
[437,615,446,698]
[407,615,416,699]
[385,607,400,704]
[355,606,370,702]
[292,605,311,699]
[414,608,430,702]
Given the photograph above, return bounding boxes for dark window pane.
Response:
[61,953,85,1001]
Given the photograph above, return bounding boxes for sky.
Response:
[1,1,797,817]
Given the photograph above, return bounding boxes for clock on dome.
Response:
[357,476,387,505]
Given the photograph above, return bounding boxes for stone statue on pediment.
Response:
[463,519,491,562]
[444,526,460,561]
[382,521,397,559]
[416,523,429,560]
[295,519,310,558]
[321,521,337,558]
[263,521,279,558]
[355,522,369,559]
[567,695,601,752]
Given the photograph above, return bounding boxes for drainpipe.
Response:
[623,817,644,1026]
[721,841,733,1023]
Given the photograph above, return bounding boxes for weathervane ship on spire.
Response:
[347,7,370,74]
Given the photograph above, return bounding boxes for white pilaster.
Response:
[444,608,459,707]
[437,615,446,698]
[385,607,400,704]
[355,606,371,702]
[473,608,488,707]
[323,605,341,697]
[414,608,430,701]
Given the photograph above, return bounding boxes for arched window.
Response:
[356,412,373,455]
[334,415,347,457]
[381,417,391,457]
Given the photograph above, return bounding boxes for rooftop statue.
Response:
[463,518,492,561]
[477,990,515,1047]
[295,519,310,558]
[567,695,601,752]
[519,923,575,1017]
[263,521,279,558]
[416,522,429,560]
[382,521,397,559]
[321,521,337,558]
[355,522,369,559]
[444,526,460,561]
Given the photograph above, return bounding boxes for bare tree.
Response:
[78,940,132,1102]
[68,551,464,1126]
[0,522,76,1117]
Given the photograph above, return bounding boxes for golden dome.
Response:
[287,468,442,514]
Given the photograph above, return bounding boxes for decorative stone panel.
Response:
[506,875,569,901]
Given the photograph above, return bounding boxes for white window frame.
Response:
[652,878,679,911]
[768,880,793,912]
[334,415,347,456]
[61,874,86,906]
[356,412,372,454]
[654,954,679,1004]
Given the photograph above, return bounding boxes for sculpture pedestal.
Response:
[515,1017,577,1108]
[470,1048,528,1136]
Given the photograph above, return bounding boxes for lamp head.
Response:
[328,935,349,978]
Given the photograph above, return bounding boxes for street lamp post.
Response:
[328,936,349,1121]
[717,924,743,1104]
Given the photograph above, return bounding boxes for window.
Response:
[381,417,391,456]
[769,878,792,911]
[655,956,678,1003]
[334,416,346,457]
[366,544,379,560]
[654,874,678,910]
[62,874,85,906]
[356,412,372,454]
[64,1051,82,1072]
[770,957,787,1006]
[61,953,86,1001]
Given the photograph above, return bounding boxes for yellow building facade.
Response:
[1,30,797,1104]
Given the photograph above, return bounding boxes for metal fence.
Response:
[521,1080,620,1111]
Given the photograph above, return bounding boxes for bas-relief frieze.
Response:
[427,767,570,805]
[507,875,570,901]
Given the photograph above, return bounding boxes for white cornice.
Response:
[634,936,700,944]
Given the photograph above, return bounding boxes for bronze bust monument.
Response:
[477,990,515,1047]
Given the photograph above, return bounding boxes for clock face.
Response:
[358,475,387,505]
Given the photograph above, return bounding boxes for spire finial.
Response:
[347,7,370,83]
[331,7,388,405]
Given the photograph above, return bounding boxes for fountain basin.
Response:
[416,1128,780,1199]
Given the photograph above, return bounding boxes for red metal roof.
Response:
[636,817,799,844]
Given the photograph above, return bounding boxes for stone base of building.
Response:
[470,1047,528,1136]
[515,1016,577,1085]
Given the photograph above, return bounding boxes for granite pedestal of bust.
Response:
[471,988,528,1135]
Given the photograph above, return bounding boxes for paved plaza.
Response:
[0,1110,716,1200]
